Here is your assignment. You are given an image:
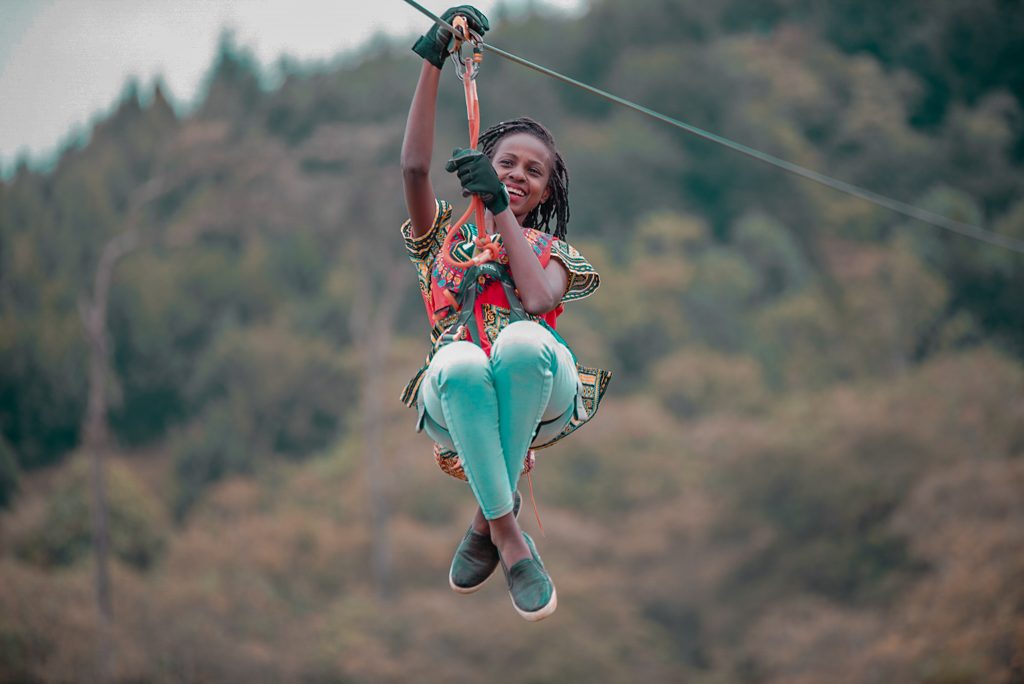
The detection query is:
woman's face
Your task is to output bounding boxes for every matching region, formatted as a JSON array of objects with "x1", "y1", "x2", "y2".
[{"x1": 491, "y1": 132, "x2": 552, "y2": 223}]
